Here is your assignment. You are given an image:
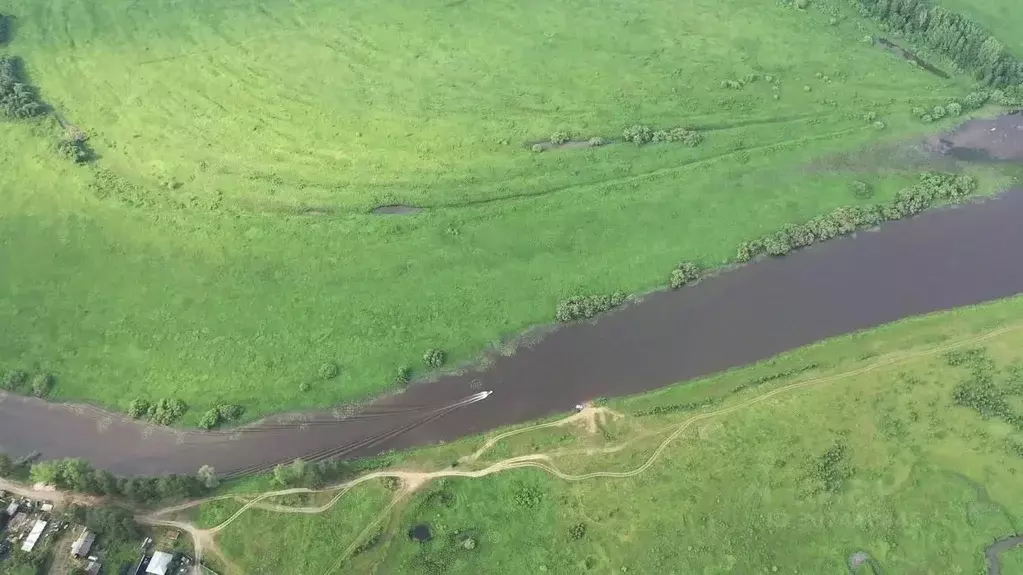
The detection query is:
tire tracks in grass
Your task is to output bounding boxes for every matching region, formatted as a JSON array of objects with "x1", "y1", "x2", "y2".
[{"x1": 134, "y1": 322, "x2": 1021, "y2": 574}]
